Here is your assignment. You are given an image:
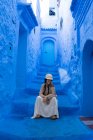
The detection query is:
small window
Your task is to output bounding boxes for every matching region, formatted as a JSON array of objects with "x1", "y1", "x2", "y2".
[
  {"x1": 60, "y1": 17, "x2": 63, "y2": 30},
  {"x1": 34, "y1": 28, "x2": 35, "y2": 34},
  {"x1": 49, "y1": 7, "x2": 55, "y2": 16}
]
